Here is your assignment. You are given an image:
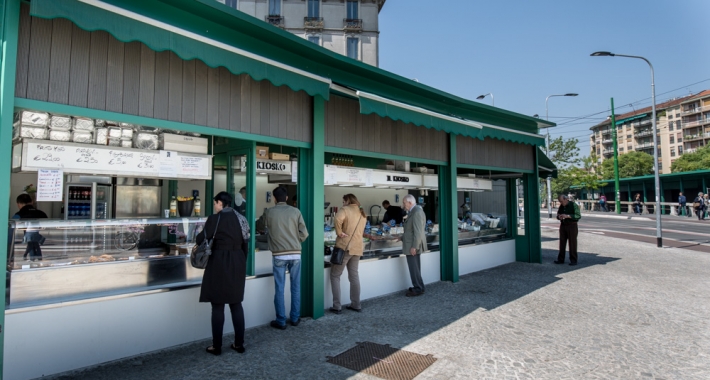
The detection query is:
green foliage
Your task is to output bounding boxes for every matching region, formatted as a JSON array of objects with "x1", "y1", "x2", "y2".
[
  {"x1": 600, "y1": 151, "x2": 654, "y2": 179},
  {"x1": 548, "y1": 136, "x2": 581, "y2": 167},
  {"x1": 671, "y1": 145, "x2": 710, "y2": 172}
]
